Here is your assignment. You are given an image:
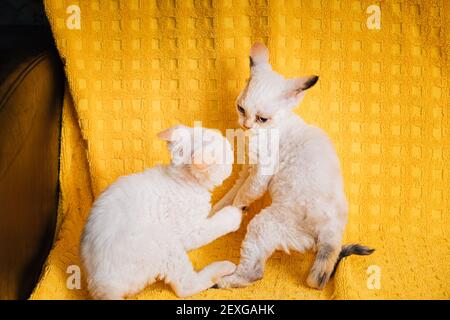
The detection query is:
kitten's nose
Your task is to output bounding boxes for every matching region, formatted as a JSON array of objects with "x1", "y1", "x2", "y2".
[{"x1": 243, "y1": 120, "x2": 253, "y2": 130}]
